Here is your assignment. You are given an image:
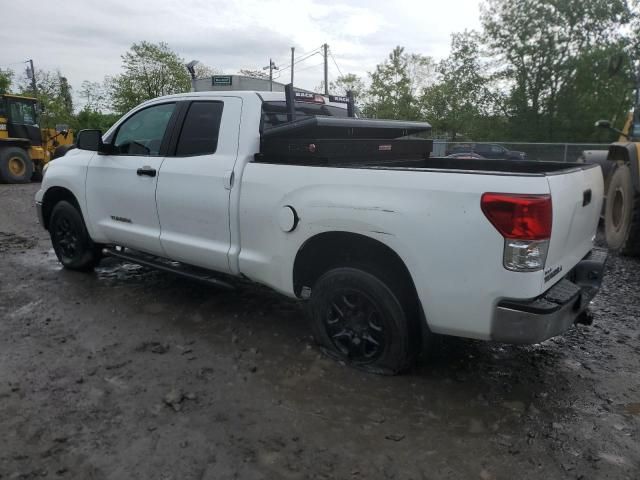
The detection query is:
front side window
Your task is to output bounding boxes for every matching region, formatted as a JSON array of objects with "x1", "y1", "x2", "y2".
[
  {"x1": 113, "y1": 103, "x2": 175, "y2": 156},
  {"x1": 491, "y1": 145, "x2": 505, "y2": 154},
  {"x1": 175, "y1": 102, "x2": 224, "y2": 156}
]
